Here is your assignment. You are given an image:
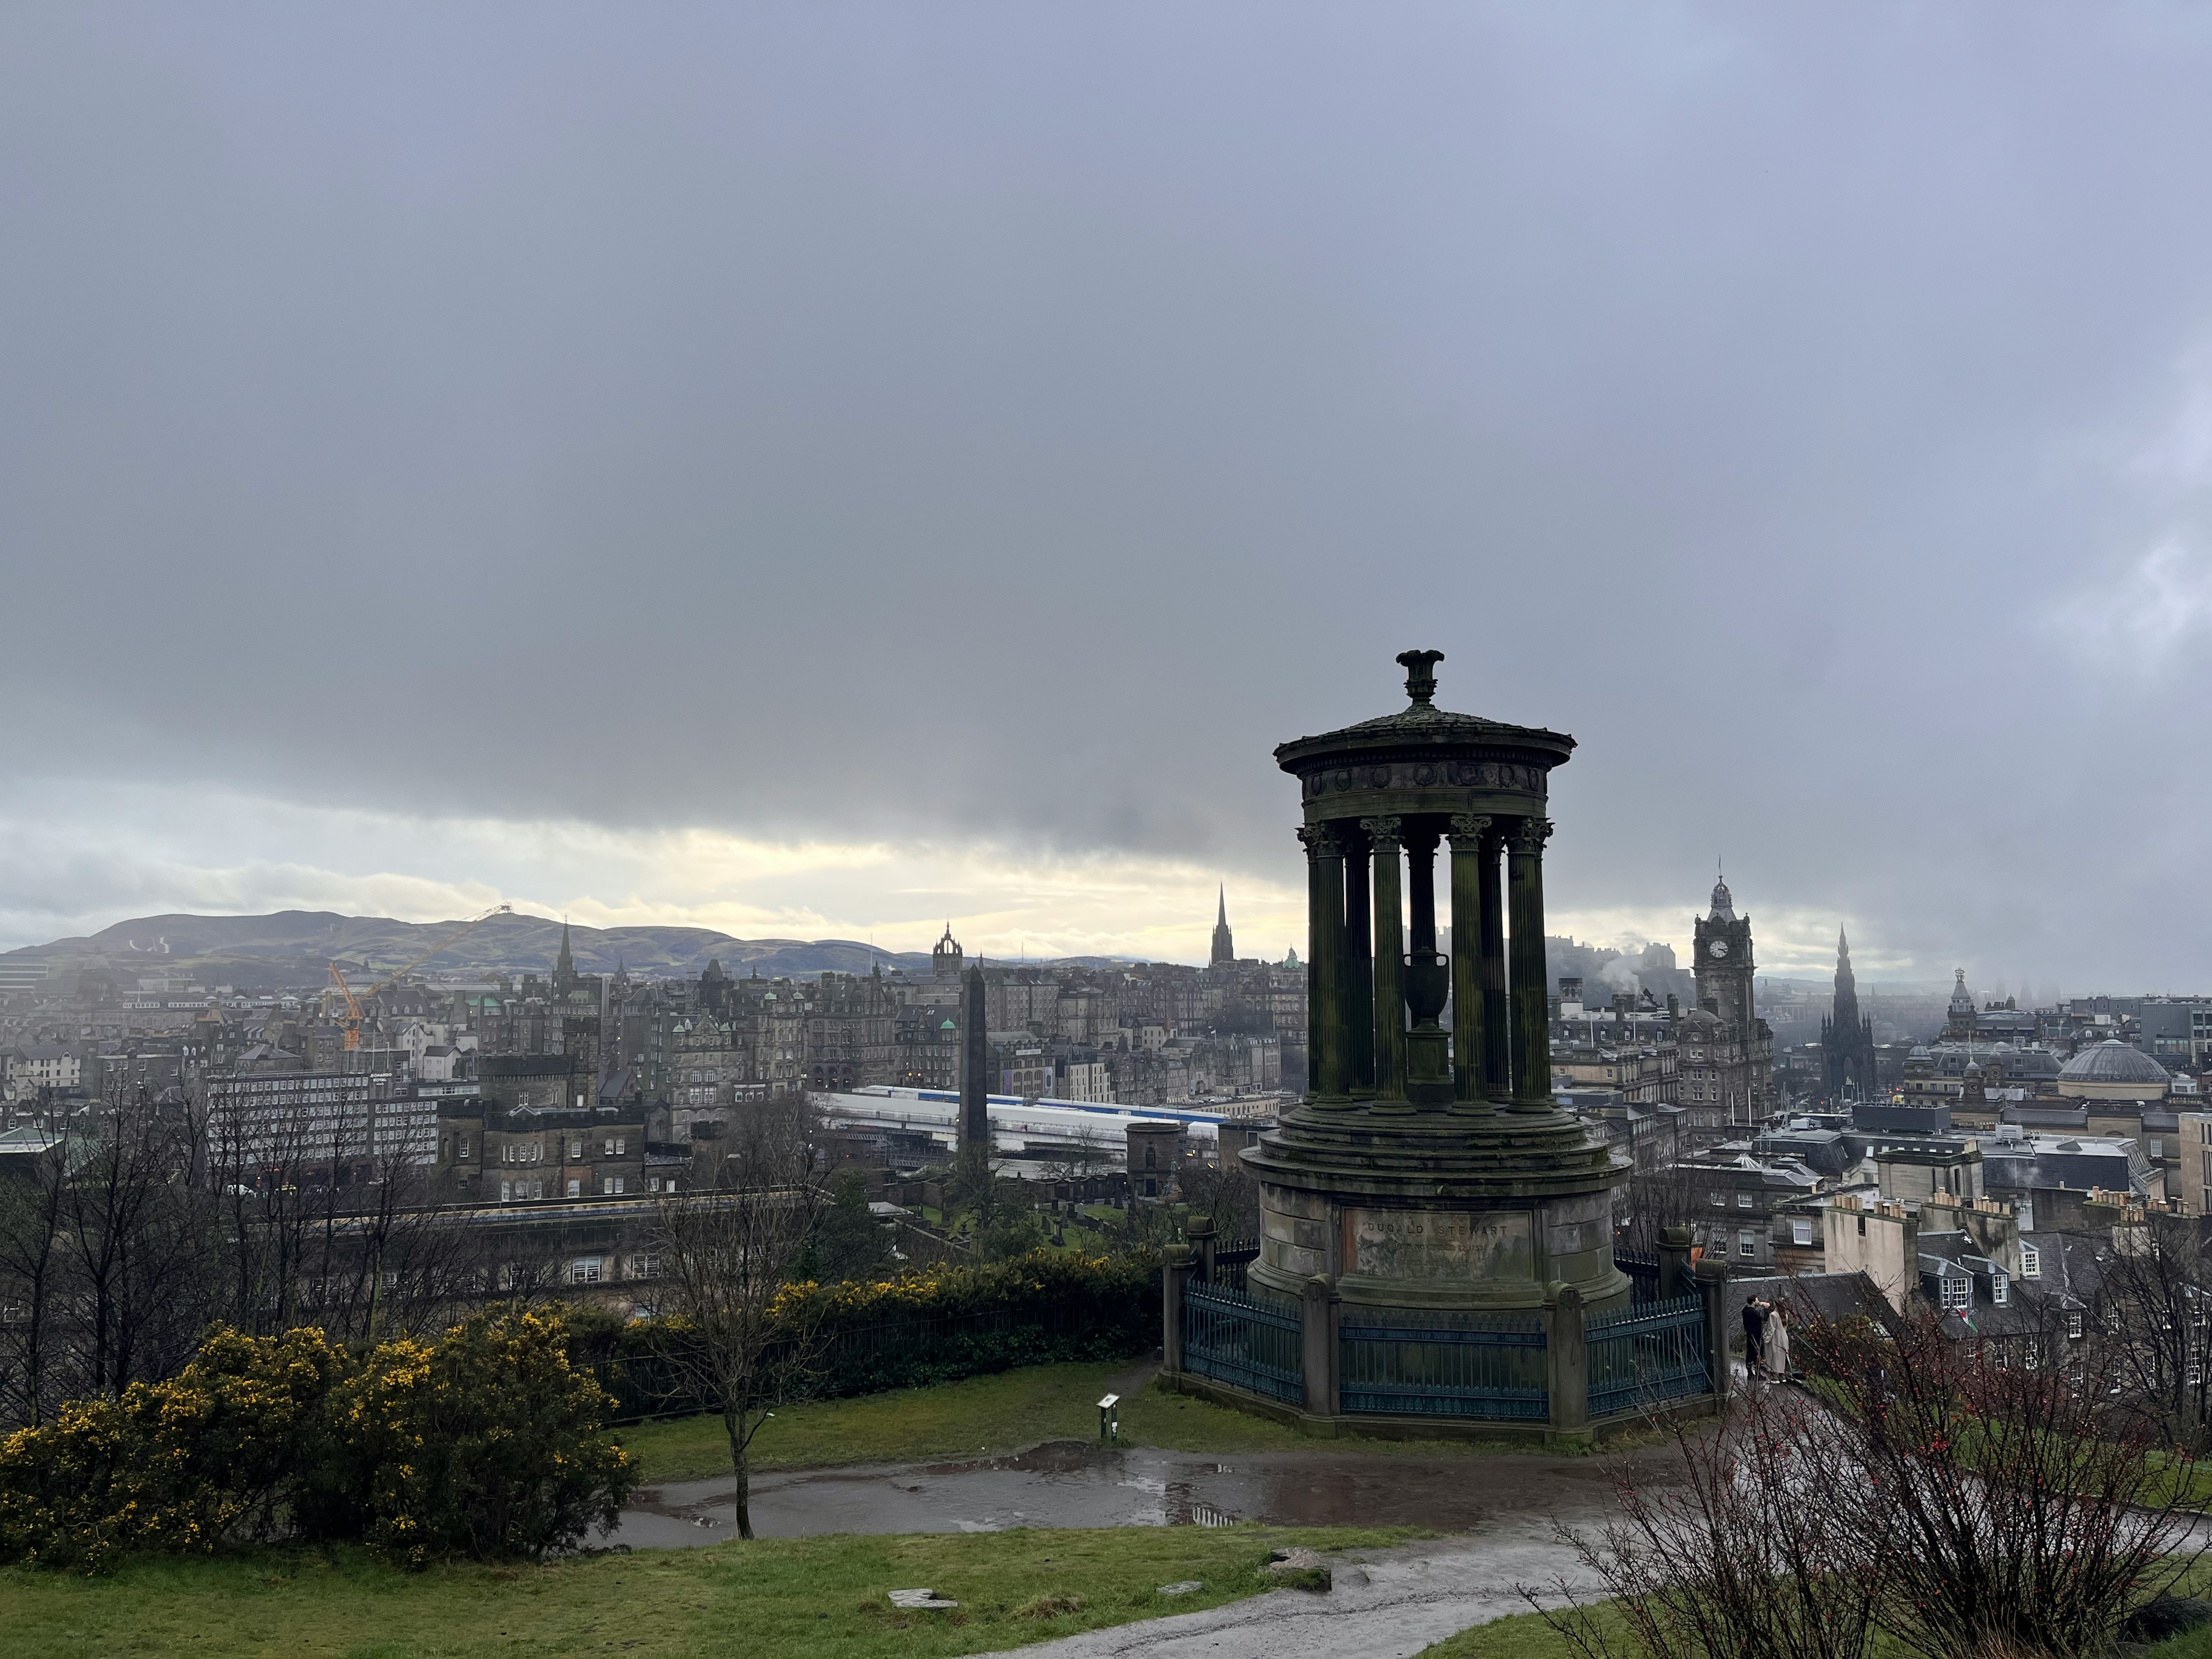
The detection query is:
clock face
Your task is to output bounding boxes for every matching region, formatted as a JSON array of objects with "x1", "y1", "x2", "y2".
[{"x1": 1709, "y1": 939, "x2": 1730, "y2": 959}]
